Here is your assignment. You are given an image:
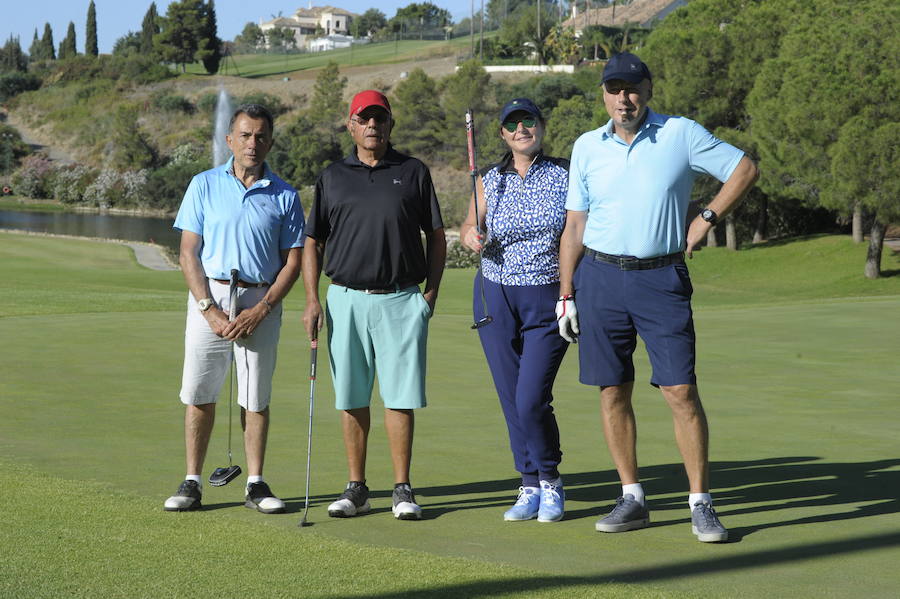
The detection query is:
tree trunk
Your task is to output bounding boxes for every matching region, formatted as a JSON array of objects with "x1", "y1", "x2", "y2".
[
  {"x1": 706, "y1": 226, "x2": 718, "y2": 247},
  {"x1": 753, "y1": 195, "x2": 768, "y2": 243},
  {"x1": 864, "y1": 218, "x2": 885, "y2": 279},
  {"x1": 852, "y1": 202, "x2": 863, "y2": 243},
  {"x1": 726, "y1": 215, "x2": 738, "y2": 250}
]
